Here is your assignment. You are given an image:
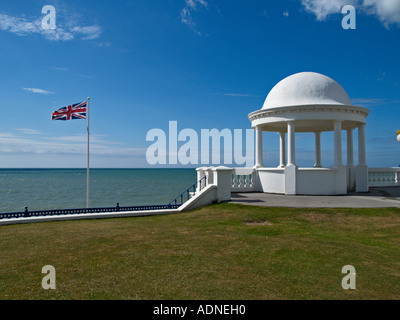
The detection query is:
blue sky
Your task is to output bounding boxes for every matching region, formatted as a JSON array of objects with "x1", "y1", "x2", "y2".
[{"x1": 0, "y1": 0, "x2": 400, "y2": 168}]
